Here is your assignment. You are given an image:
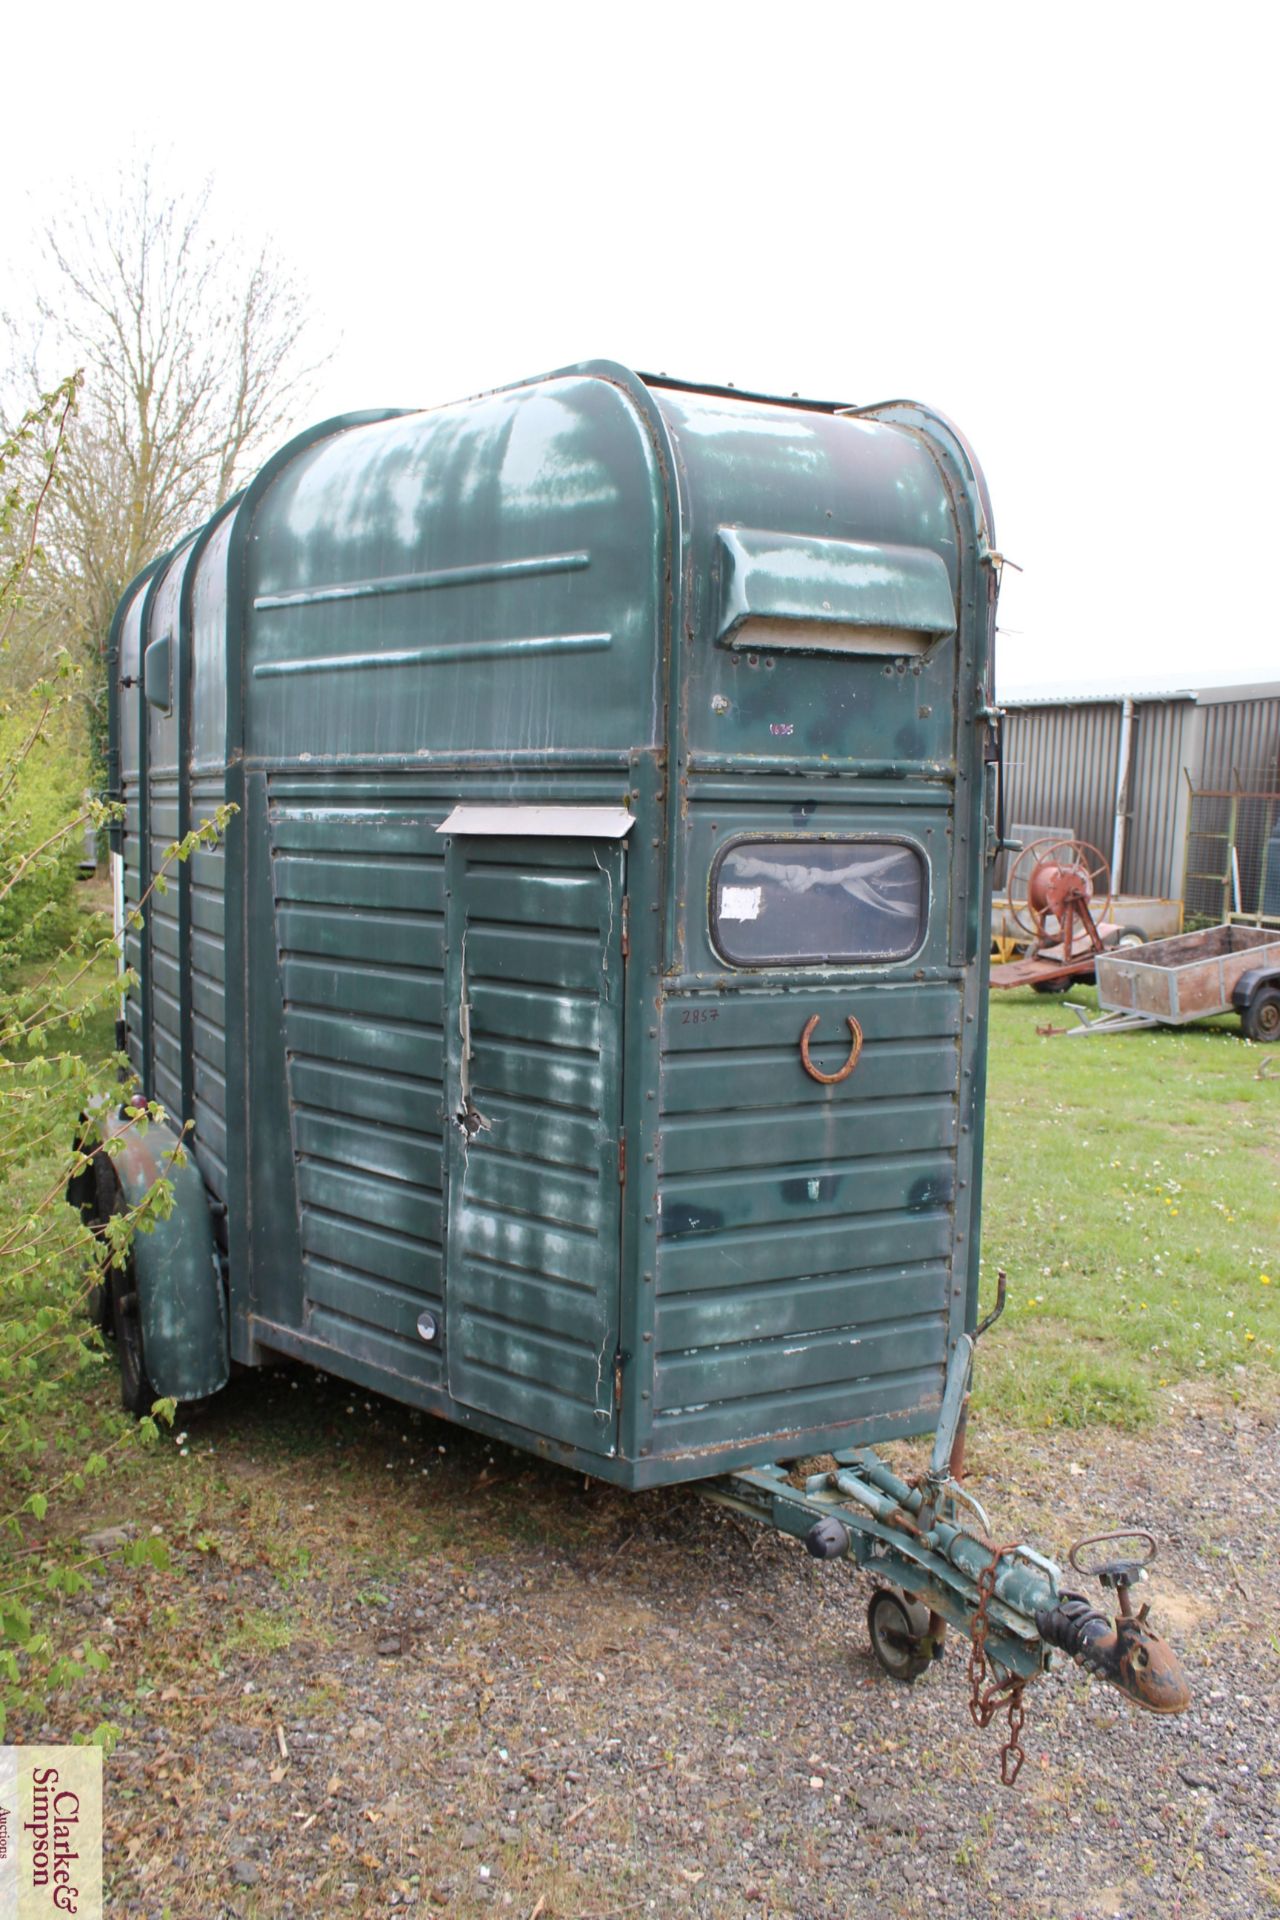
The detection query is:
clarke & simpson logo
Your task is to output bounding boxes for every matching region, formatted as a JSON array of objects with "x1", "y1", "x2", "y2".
[{"x1": 0, "y1": 1748, "x2": 102, "y2": 1920}]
